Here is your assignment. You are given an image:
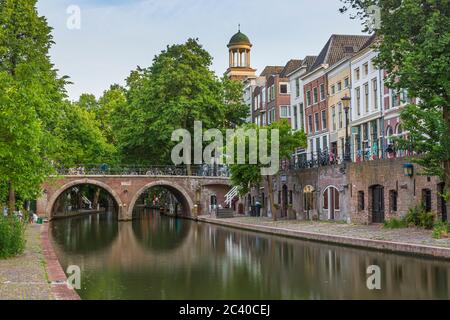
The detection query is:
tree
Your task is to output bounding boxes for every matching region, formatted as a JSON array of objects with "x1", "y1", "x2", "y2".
[
  {"x1": 52, "y1": 101, "x2": 116, "y2": 168},
  {"x1": 228, "y1": 120, "x2": 307, "y2": 221},
  {"x1": 98, "y1": 85, "x2": 127, "y2": 145},
  {"x1": 340, "y1": 0, "x2": 450, "y2": 205},
  {"x1": 118, "y1": 38, "x2": 249, "y2": 167},
  {"x1": 0, "y1": 0, "x2": 67, "y2": 211}
]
